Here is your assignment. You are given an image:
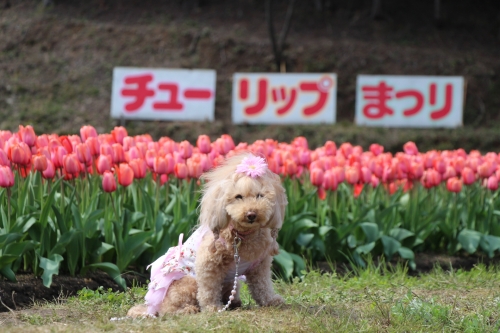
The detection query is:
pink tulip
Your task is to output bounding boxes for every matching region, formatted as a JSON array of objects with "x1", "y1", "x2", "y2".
[{"x1": 102, "y1": 171, "x2": 117, "y2": 193}]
